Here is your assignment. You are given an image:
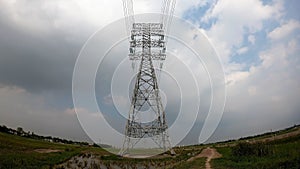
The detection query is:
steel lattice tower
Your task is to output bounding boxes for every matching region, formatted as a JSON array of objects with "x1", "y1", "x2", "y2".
[
  {"x1": 119, "y1": 0, "x2": 176, "y2": 156},
  {"x1": 119, "y1": 22, "x2": 174, "y2": 155}
]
